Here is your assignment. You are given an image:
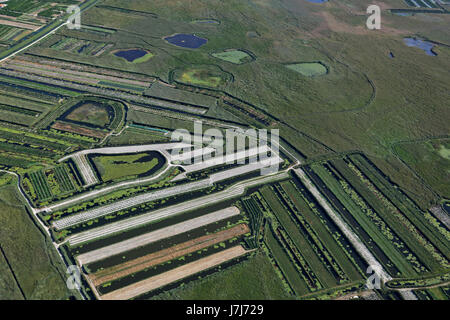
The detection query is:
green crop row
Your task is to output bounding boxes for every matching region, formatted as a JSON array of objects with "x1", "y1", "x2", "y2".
[
  {"x1": 264, "y1": 223, "x2": 309, "y2": 296},
  {"x1": 348, "y1": 155, "x2": 449, "y2": 270},
  {"x1": 260, "y1": 185, "x2": 337, "y2": 288},
  {"x1": 329, "y1": 158, "x2": 440, "y2": 273},
  {"x1": 311, "y1": 163, "x2": 419, "y2": 277},
  {"x1": 280, "y1": 180, "x2": 365, "y2": 282},
  {"x1": 29, "y1": 170, "x2": 52, "y2": 201}
]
